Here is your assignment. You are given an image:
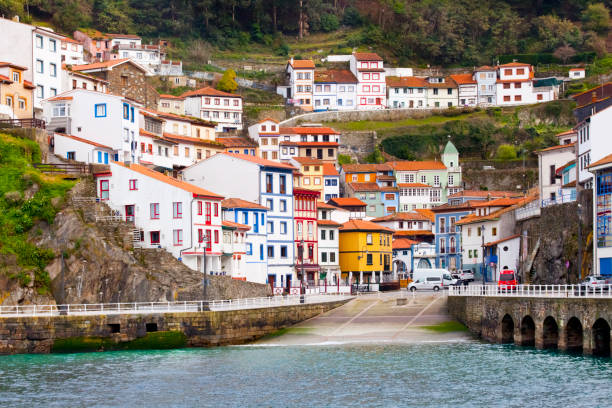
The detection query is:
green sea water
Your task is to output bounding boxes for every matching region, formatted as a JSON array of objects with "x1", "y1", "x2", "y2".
[{"x1": 0, "y1": 342, "x2": 610, "y2": 407}]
